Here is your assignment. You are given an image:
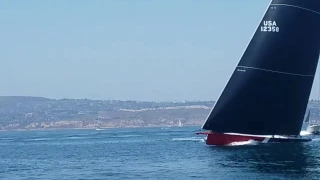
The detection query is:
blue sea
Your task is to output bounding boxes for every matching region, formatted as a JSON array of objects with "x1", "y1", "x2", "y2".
[{"x1": 1, "y1": 126, "x2": 320, "y2": 180}]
